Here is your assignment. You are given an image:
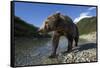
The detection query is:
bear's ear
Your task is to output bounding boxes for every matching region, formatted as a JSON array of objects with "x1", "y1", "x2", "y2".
[
  {"x1": 55, "y1": 12, "x2": 60, "y2": 18},
  {"x1": 56, "y1": 12, "x2": 60, "y2": 16}
]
